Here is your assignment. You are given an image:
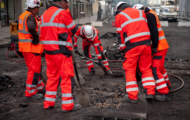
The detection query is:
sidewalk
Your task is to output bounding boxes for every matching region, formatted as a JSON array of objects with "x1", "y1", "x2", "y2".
[
  {"x1": 74, "y1": 14, "x2": 97, "y2": 25},
  {"x1": 0, "y1": 27, "x2": 10, "y2": 39},
  {"x1": 0, "y1": 27, "x2": 11, "y2": 47}
]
